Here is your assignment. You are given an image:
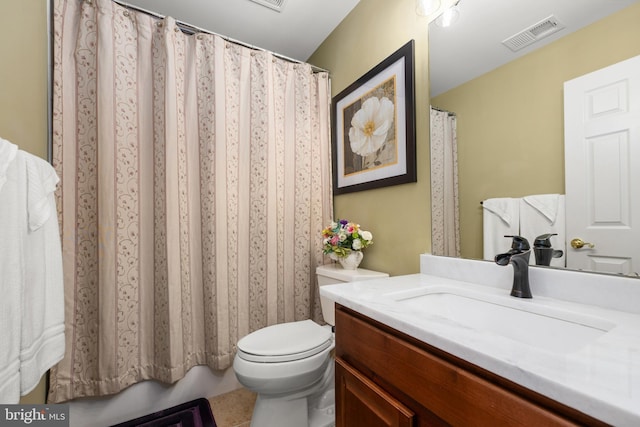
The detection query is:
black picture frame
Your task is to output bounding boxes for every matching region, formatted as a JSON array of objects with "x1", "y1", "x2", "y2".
[{"x1": 331, "y1": 40, "x2": 416, "y2": 195}]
